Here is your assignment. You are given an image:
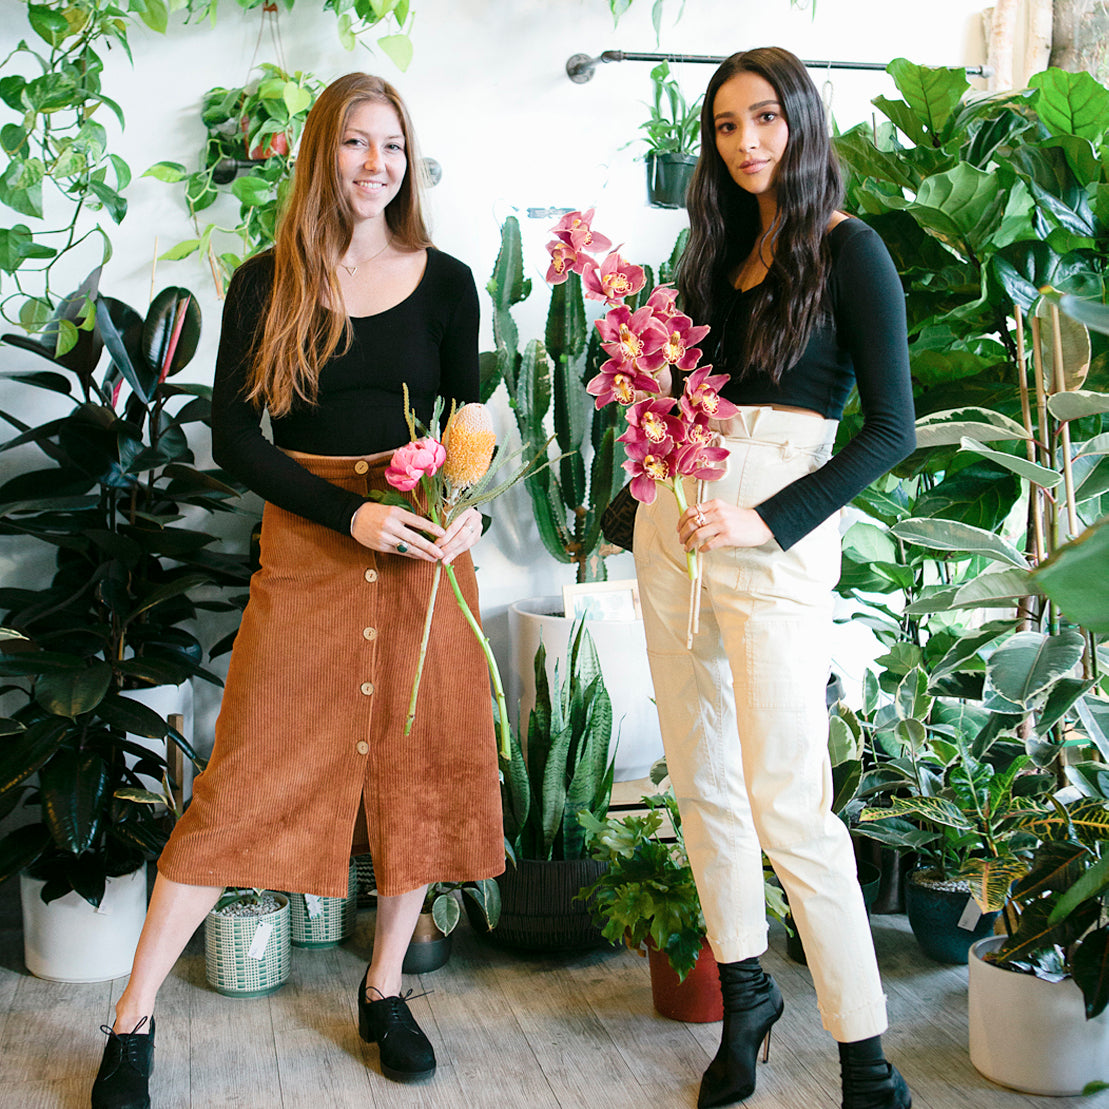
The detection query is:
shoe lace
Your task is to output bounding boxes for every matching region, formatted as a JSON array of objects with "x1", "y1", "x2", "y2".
[
  {"x1": 98, "y1": 1016, "x2": 151, "y2": 1068},
  {"x1": 366, "y1": 987, "x2": 432, "y2": 1036}
]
